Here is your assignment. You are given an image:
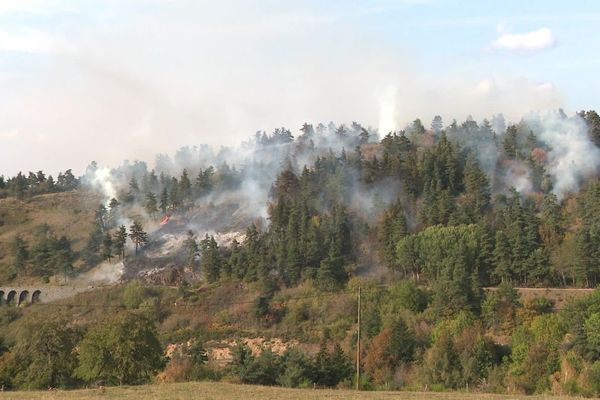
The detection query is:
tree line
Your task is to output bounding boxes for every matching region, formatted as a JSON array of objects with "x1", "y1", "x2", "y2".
[{"x1": 0, "y1": 169, "x2": 78, "y2": 200}]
